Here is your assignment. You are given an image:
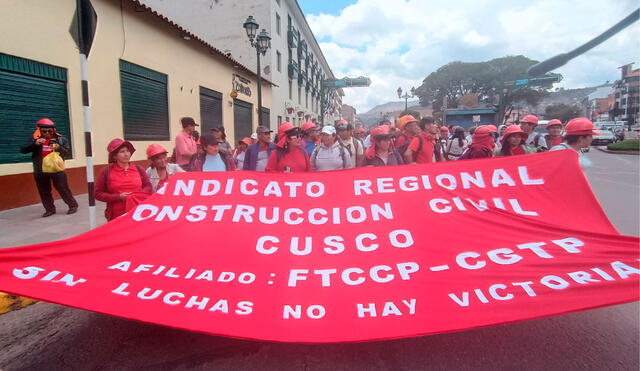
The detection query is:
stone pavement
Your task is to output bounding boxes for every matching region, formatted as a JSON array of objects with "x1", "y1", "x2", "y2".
[{"x1": 1, "y1": 194, "x2": 107, "y2": 248}]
